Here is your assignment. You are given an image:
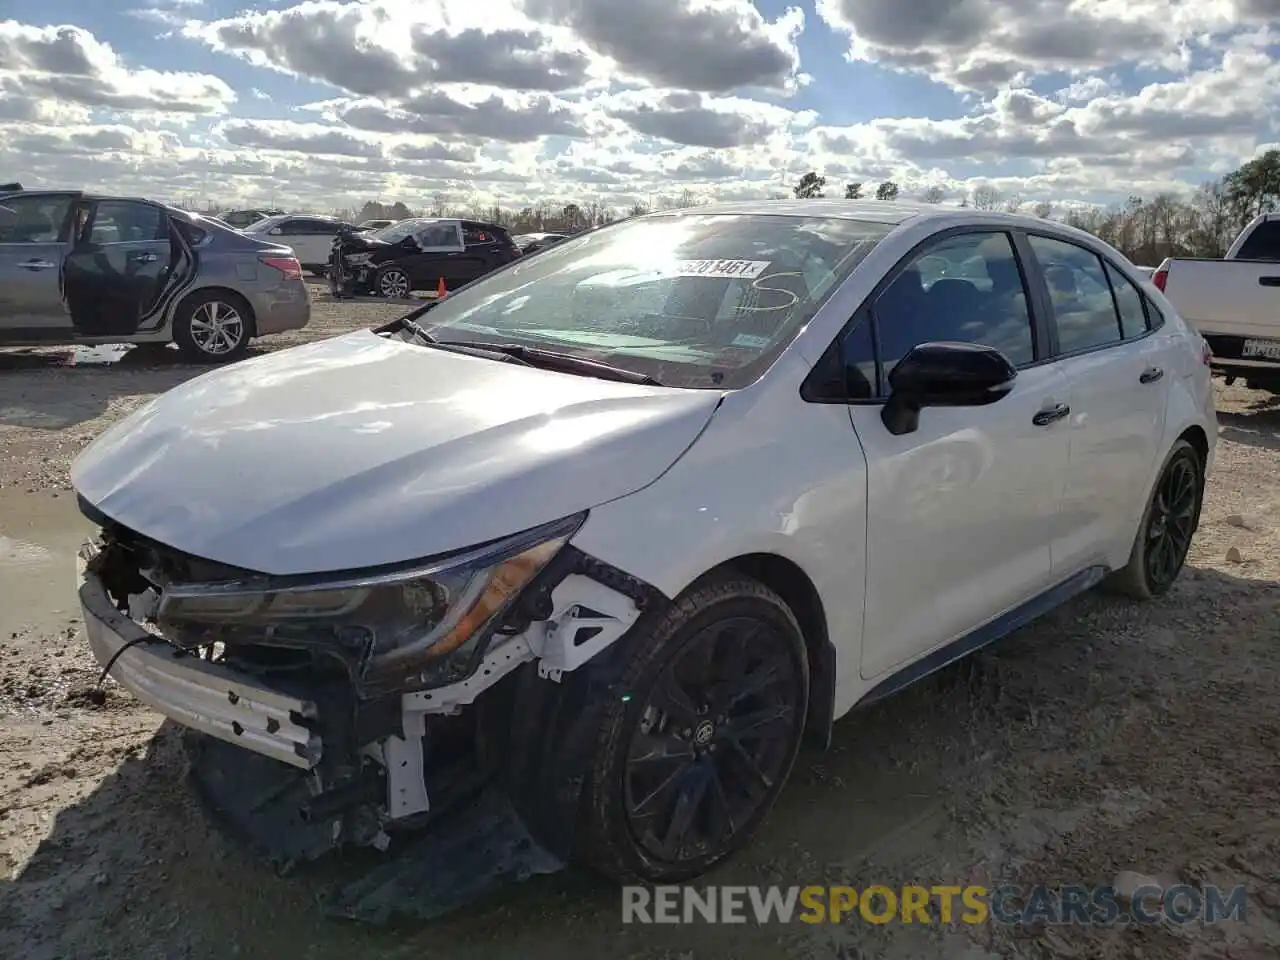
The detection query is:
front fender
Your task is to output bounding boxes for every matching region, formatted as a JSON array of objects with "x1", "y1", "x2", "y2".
[{"x1": 569, "y1": 377, "x2": 870, "y2": 713}]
